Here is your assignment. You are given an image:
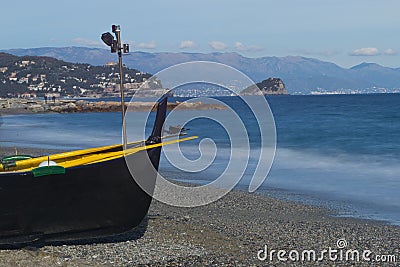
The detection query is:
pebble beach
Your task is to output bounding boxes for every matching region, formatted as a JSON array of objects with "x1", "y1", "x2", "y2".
[{"x1": 0, "y1": 147, "x2": 399, "y2": 266}]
